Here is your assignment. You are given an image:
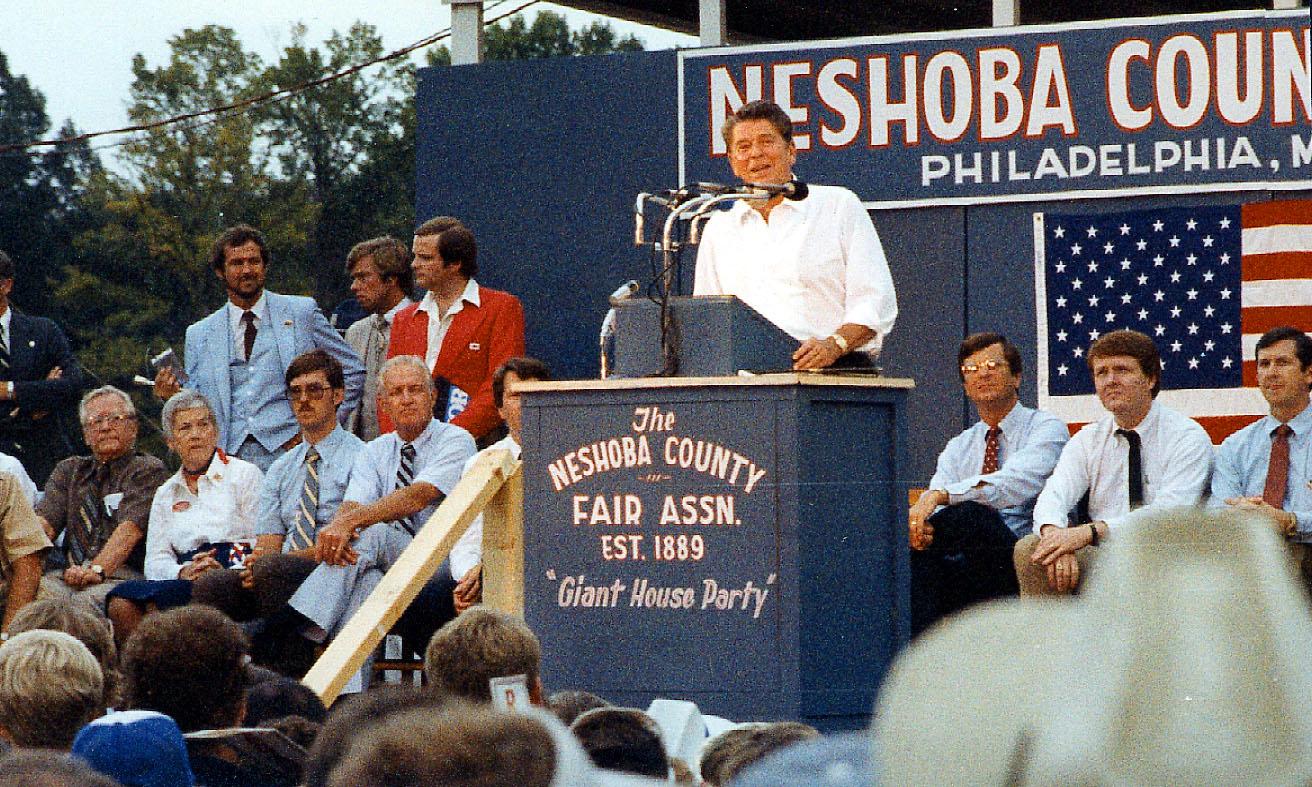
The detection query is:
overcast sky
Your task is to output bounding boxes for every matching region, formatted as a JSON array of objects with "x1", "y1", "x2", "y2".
[{"x1": 0, "y1": 1, "x2": 691, "y2": 156}]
